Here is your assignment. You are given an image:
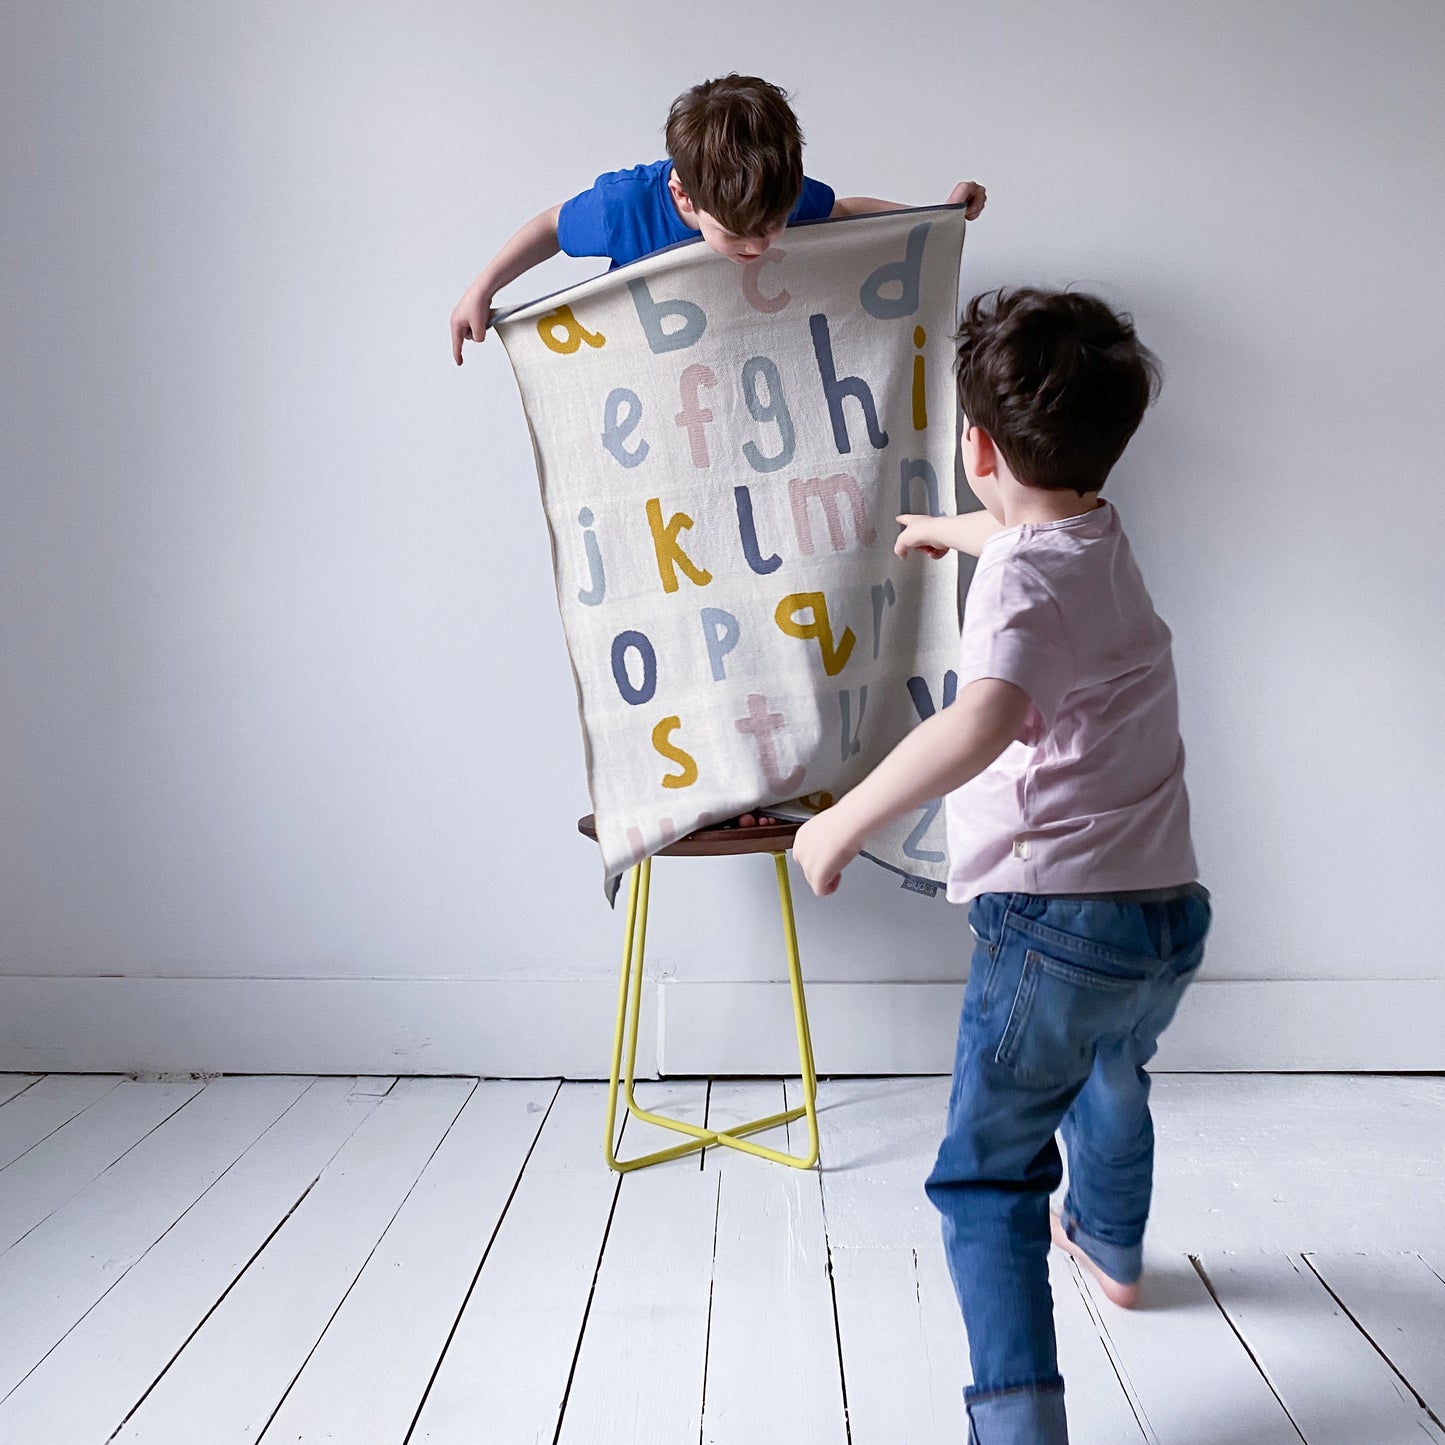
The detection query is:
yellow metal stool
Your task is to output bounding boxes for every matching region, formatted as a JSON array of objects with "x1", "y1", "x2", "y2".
[{"x1": 579, "y1": 815, "x2": 819, "y2": 1173}]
